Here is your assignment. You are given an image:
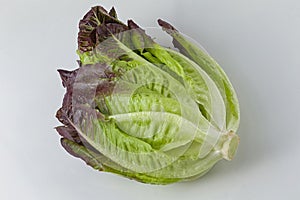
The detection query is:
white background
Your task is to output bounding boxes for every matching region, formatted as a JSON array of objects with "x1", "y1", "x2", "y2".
[{"x1": 1, "y1": 0, "x2": 300, "y2": 199}]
